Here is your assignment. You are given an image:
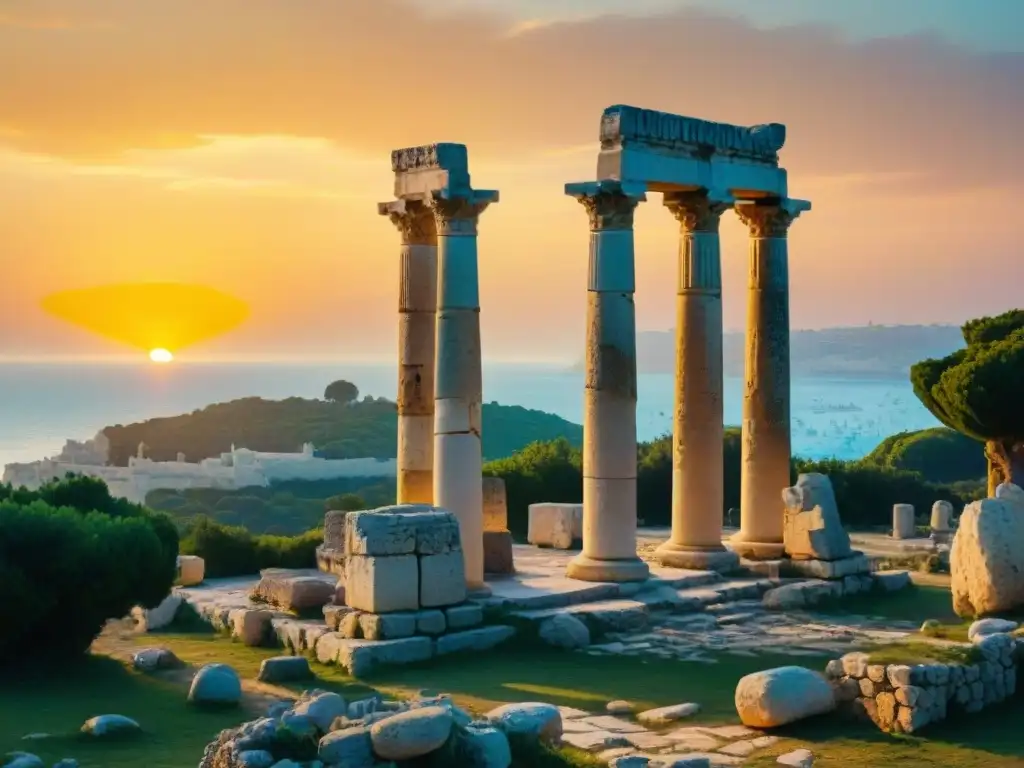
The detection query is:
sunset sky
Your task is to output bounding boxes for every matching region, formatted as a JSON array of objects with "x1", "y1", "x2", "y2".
[{"x1": 1, "y1": 0, "x2": 1021, "y2": 362}]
